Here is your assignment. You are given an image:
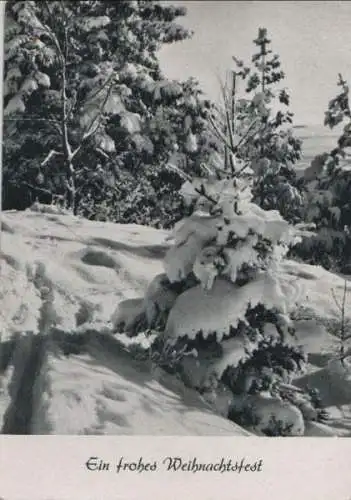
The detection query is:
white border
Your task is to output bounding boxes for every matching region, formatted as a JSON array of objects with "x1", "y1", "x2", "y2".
[
  {"x1": 1, "y1": 436, "x2": 351, "y2": 499},
  {"x1": 1, "y1": 4, "x2": 351, "y2": 500}
]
